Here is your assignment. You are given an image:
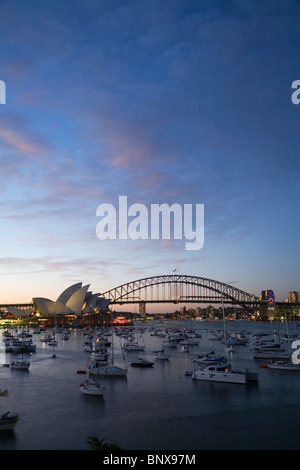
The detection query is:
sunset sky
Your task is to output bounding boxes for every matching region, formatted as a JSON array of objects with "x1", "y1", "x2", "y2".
[{"x1": 0, "y1": 0, "x2": 299, "y2": 308}]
